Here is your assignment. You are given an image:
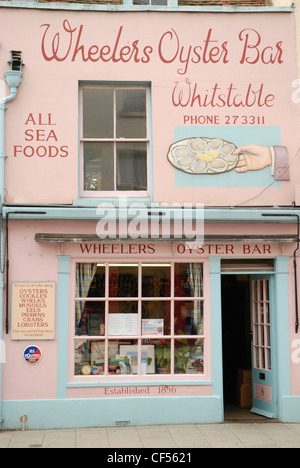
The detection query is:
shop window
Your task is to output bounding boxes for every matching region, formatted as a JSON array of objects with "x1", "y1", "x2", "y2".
[
  {"x1": 81, "y1": 86, "x2": 149, "y2": 197},
  {"x1": 73, "y1": 262, "x2": 205, "y2": 377}
]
